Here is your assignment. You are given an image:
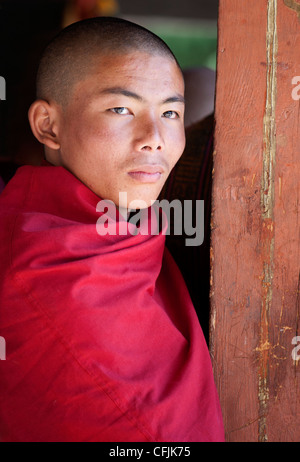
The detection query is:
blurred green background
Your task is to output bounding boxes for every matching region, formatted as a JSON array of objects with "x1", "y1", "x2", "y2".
[
  {"x1": 117, "y1": 0, "x2": 218, "y2": 70},
  {"x1": 123, "y1": 17, "x2": 217, "y2": 70}
]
